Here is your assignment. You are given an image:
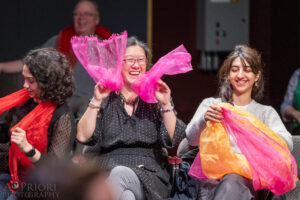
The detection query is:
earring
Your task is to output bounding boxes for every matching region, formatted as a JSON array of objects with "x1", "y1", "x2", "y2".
[
  {"x1": 255, "y1": 81, "x2": 258, "y2": 87},
  {"x1": 225, "y1": 78, "x2": 229, "y2": 84}
]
